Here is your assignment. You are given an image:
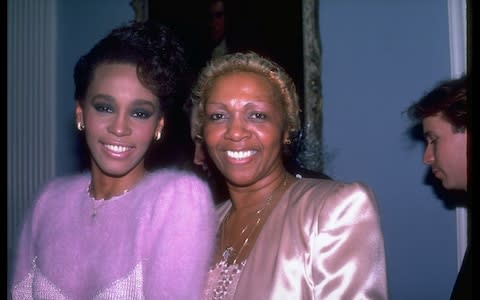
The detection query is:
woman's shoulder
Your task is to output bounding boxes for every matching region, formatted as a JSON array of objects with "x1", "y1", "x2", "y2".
[
  {"x1": 286, "y1": 178, "x2": 380, "y2": 226},
  {"x1": 288, "y1": 178, "x2": 377, "y2": 208},
  {"x1": 29, "y1": 173, "x2": 90, "y2": 212},
  {"x1": 141, "y1": 168, "x2": 211, "y2": 196},
  {"x1": 291, "y1": 177, "x2": 370, "y2": 192},
  {"x1": 140, "y1": 169, "x2": 215, "y2": 217},
  {"x1": 144, "y1": 168, "x2": 207, "y2": 185},
  {"x1": 39, "y1": 173, "x2": 90, "y2": 196}
]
